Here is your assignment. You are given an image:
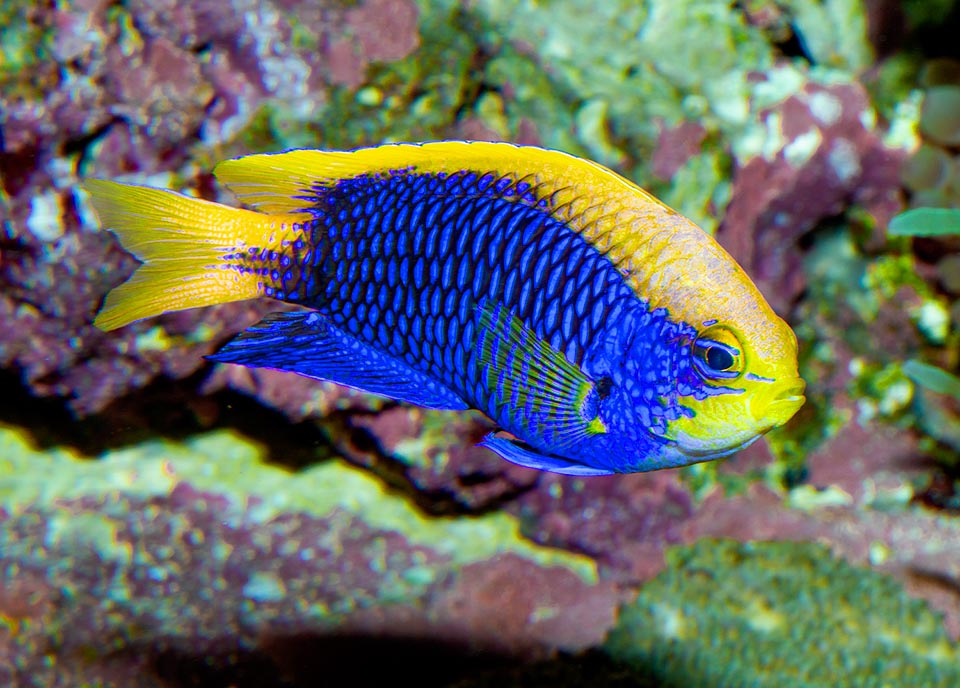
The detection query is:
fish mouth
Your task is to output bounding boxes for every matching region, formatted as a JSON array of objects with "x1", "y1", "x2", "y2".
[
  {"x1": 668, "y1": 378, "x2": 807, "y2": 462},
  {"x1": 756, "y1": 378, "x2": 806, "y2": 426}
]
